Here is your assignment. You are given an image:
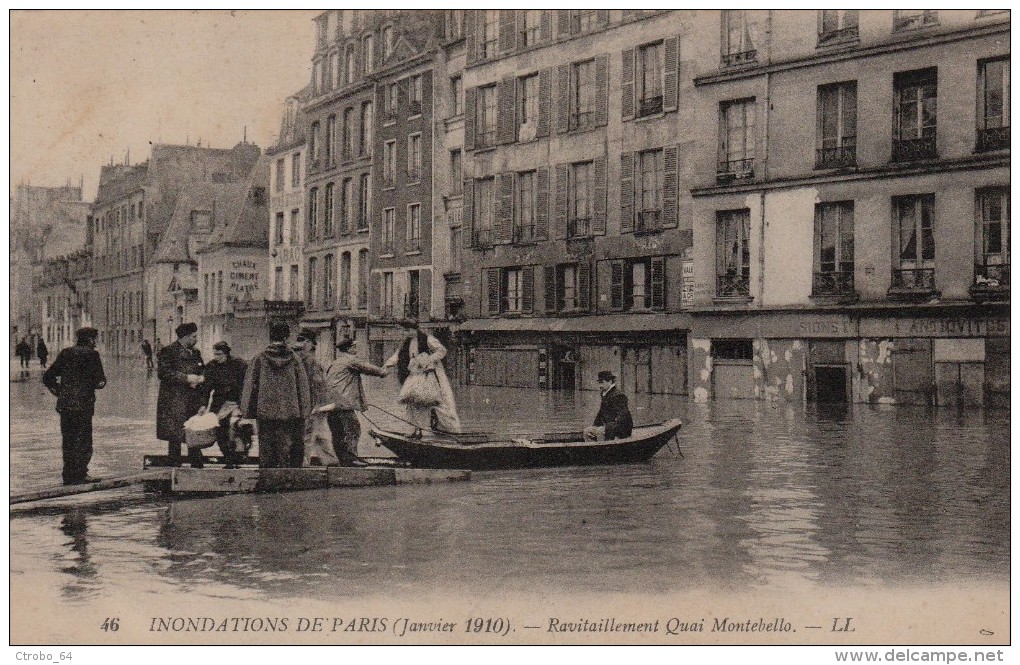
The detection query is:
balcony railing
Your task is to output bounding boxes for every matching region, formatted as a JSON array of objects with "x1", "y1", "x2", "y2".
[
  {"x1": 818, "y1": 25, "x2": 859, "y2": 45},
  {"x1": 892, "y1": 136, "x2": 937, "y2": 162},
  {"x1": 973, "y1": 263, "x2": 1010, "y2": 288},
  {"x1": 513, "y1": 224, "x2": 536, "y2": 244},
  {"x1": 472, "y1": 228, "x2": 495, "y2": 248},
  {"x1": 568, "y1": 217, "x2": 591, "y2": 238},
  {"x1": 977, "y1": 126, "x2": 1010, "y2": 152},
  {"x1": 716, "y1": 272, "x2": 751, "y2": 298},
  {"x1": 638, "y1": 95, "x2": 663, "y2": 117},
  {"x1": 890, "y1": 267, "x2": 936, "y2": 291},
  {"x1": 716, "y1": 158, "x2": 755, "y2": 182},
  {"x1": 812, "y1": 270, "x2": 855, "y2": 297},
  {"x1": 815, "y1": 143, "x2": 857, "y2": 169},
  {"x1": 447, "y1": 207, "x2": 463, "y2": 228},
  {"x1": 722, "y1": 49, "x2": 757, "y2": 67},
  {"x1": 636, "y1": 209, "x2": 662, "y2": 233}
]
